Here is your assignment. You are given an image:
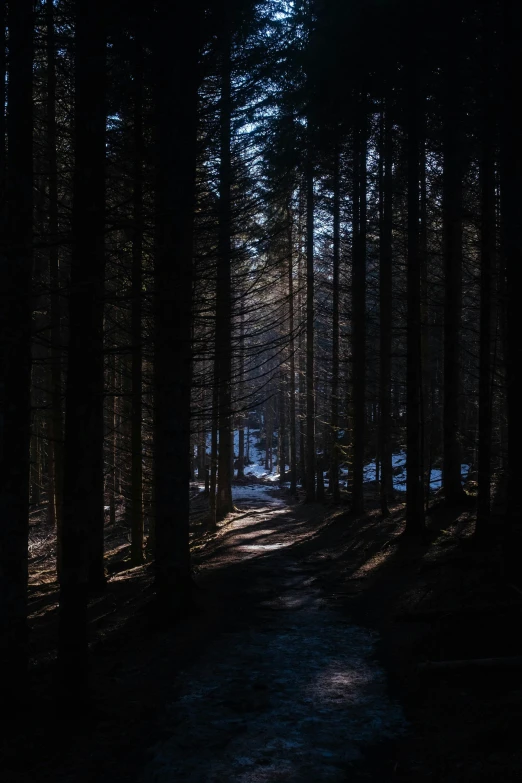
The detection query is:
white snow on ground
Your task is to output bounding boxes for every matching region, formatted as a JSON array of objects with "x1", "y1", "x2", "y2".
[
  {"x1": 360, "y1": 451, "x2": 469, "y2": 491},
  {"x1": 205, "y1": 428, "x2": 469, "y2": 493},
  {"x1": 232, "y1": 484, "x2": 285, "y2": 508},
  {"x1": 334, "y1": 451, "x2": 469, "y2": 492},
  {"x1": 232, "y1": 429, "x2": 288, "y2": 483}
]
